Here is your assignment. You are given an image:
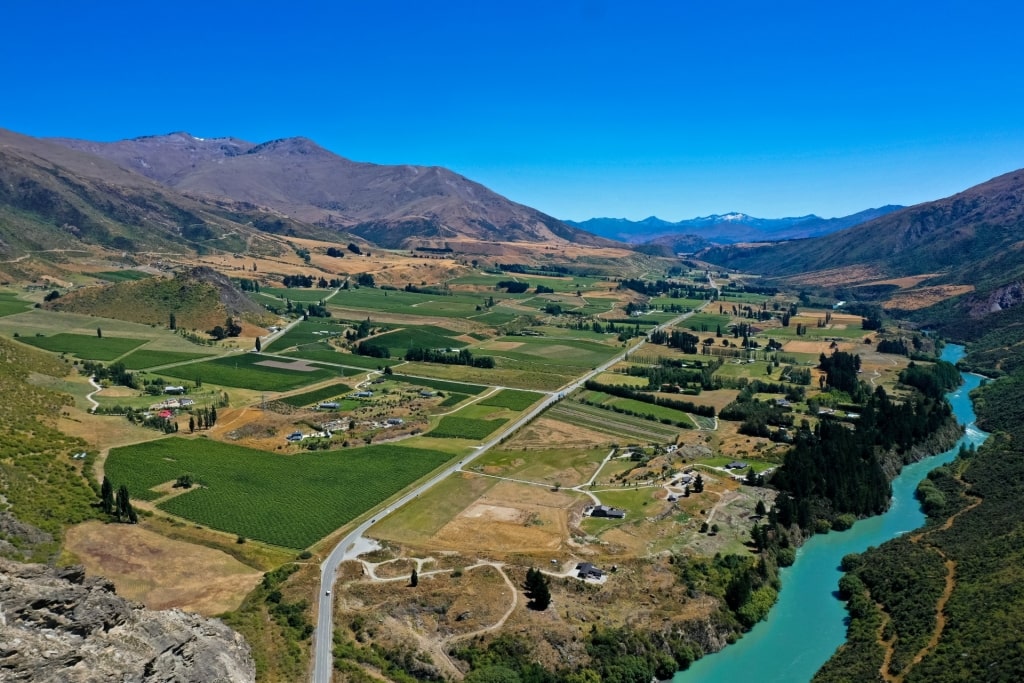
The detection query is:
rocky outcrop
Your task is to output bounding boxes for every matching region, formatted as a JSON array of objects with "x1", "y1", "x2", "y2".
[
  {"x1": 966, "y1": 280, "x2": 1024, "y2": 318},
  {"x1": 0, "y1": 558, "x2": 254, "y2": 682}
]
